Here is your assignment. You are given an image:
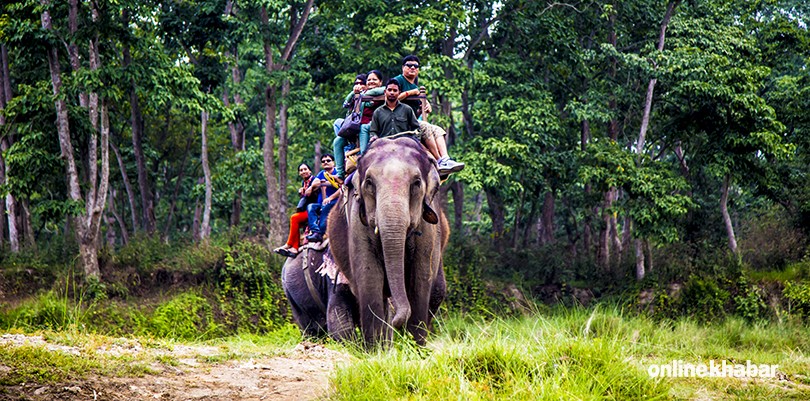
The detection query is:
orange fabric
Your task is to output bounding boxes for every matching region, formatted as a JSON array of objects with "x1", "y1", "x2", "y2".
[{"x1": 286, "y1": 211, "x2": 308, "y2": 249}]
